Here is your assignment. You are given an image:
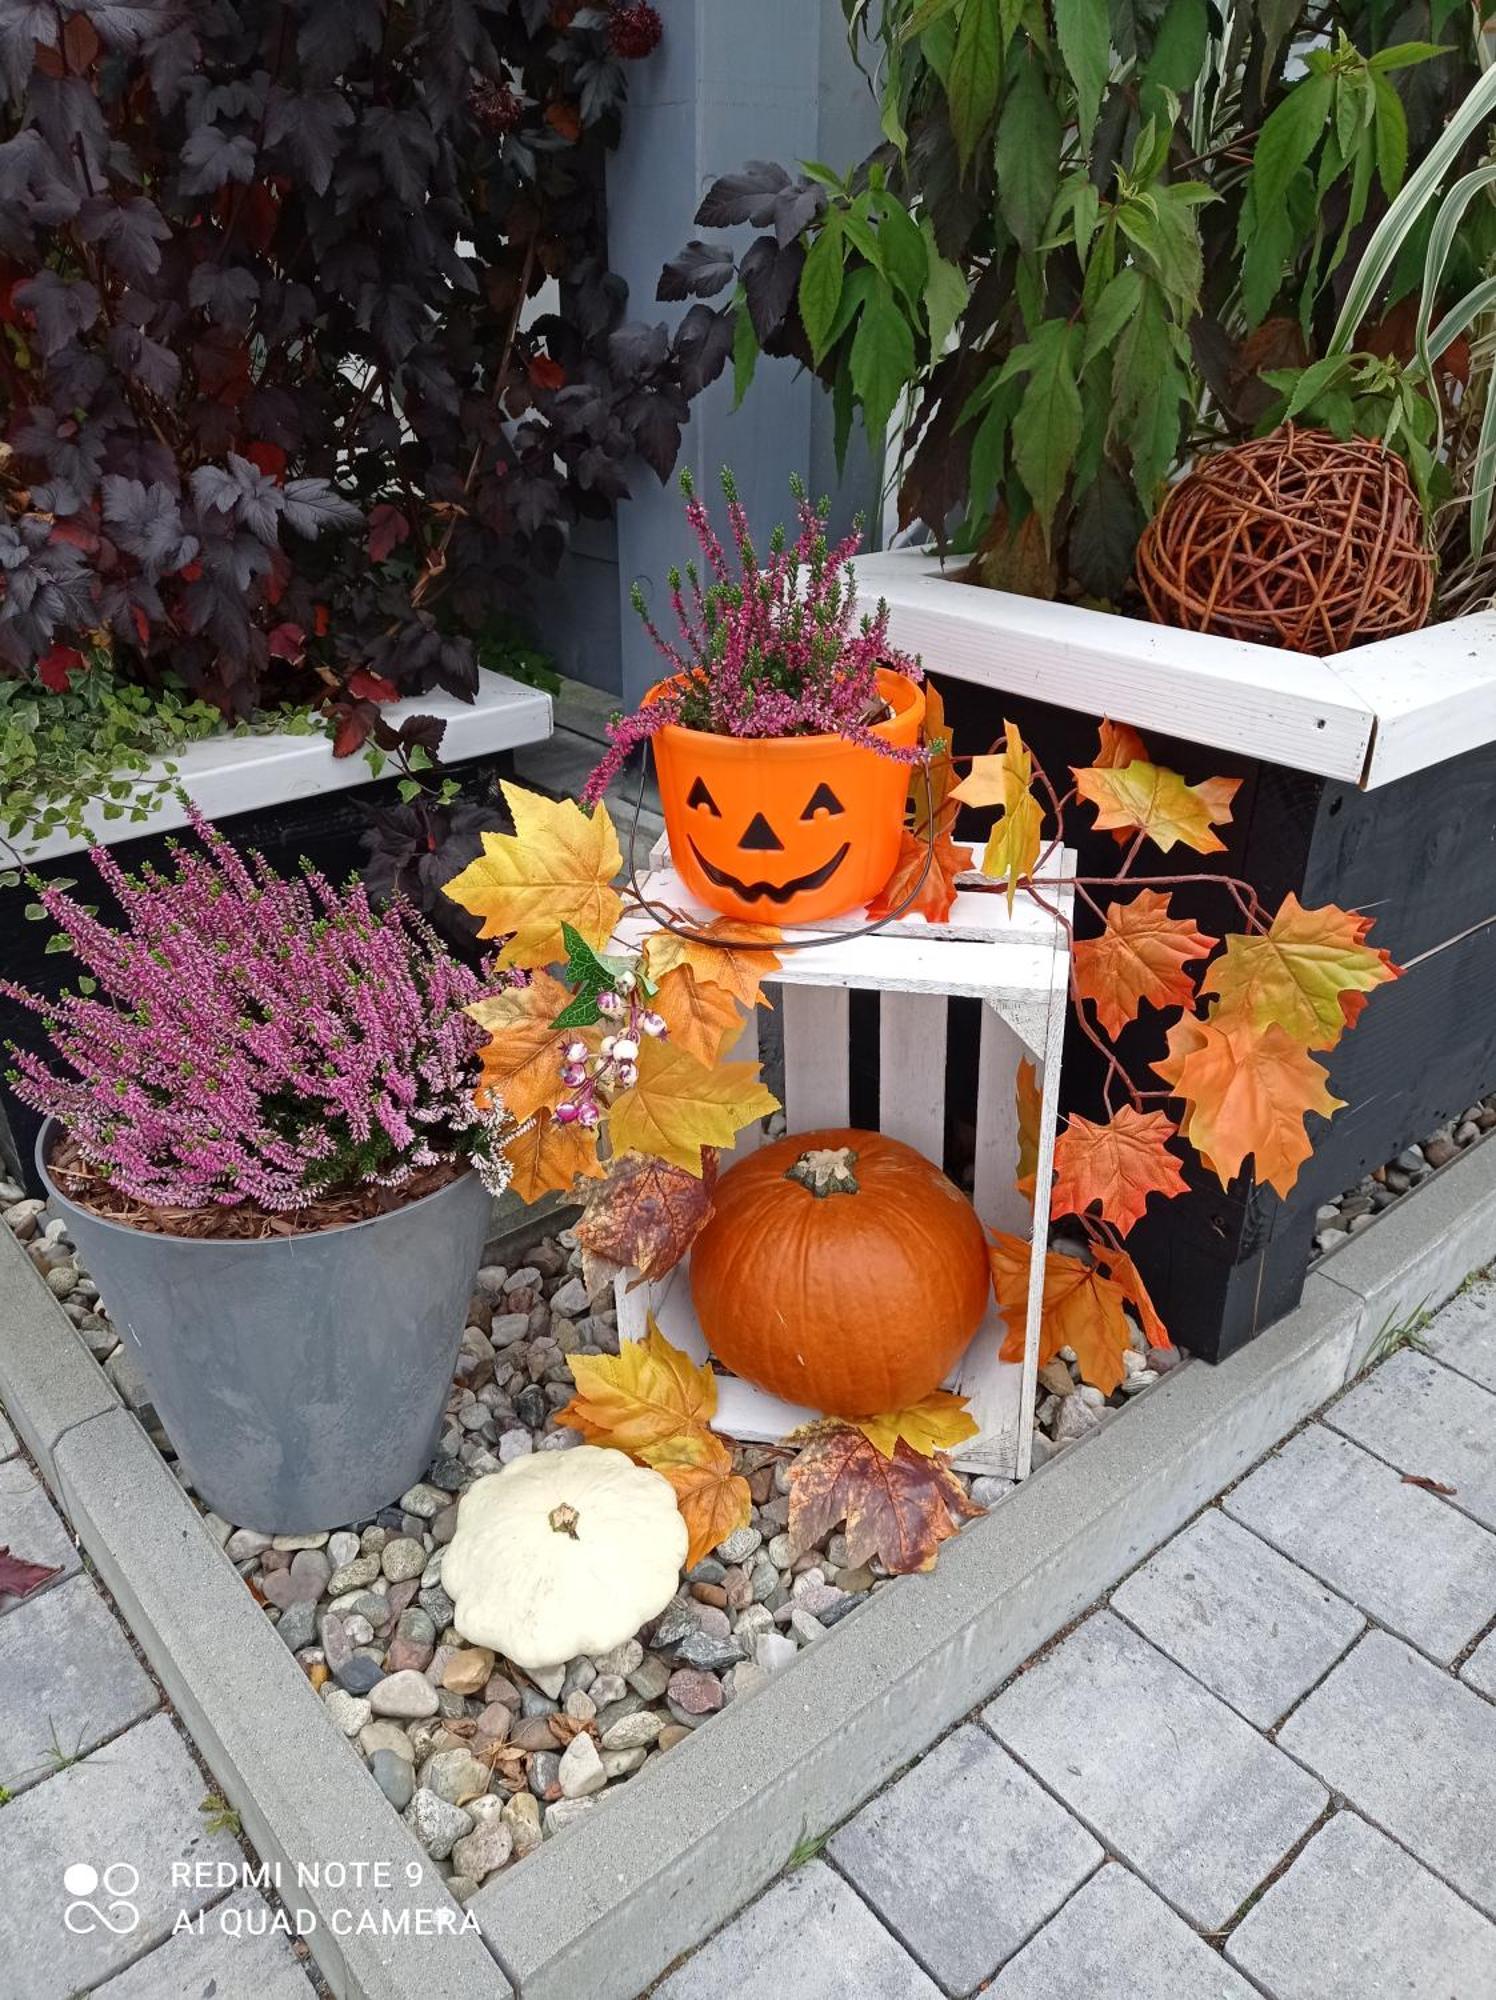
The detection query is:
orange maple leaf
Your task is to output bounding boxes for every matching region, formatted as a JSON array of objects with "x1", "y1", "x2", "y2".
[
  {"x1": 1073, "y1": 890, "x2": 1217, "y2": 1038},
  {"x1": 501, "y1": 1109, "x2": 605, "y2": 1204},
  {"x1": 1050, "y1": 1107, "x2": 1190, "y2": 1234},
  {"x1": 1094, "y1": 718, "x2": 1149, "y2": 768},
  {"x1": 866, "y1": 824, "x2": 969, "y2": 923},
  {"x1": 1155, "y1": 1014, "x2": 1345, "y2": 1198},
  {"x1": 643, "y1": 919, "x2": 781, "y2": 1011},
  {"x1": 643, "y1": 1430, "x2": 751, "y2": 1569},
  {"x1": 953, "y1": 720, "x2": 1044, "y2": 910},
  {"x1": 1103, "y1": 1244, "x2": 1171, "y2": 1349},
  {"x1": 912, "y1": 680, "x2": 959, "y2": 838},
  {"x1": 467, "y1": 970, "x2": 578, "y2": 1123},
  {"x1": 1015, "y1": 1057, "x2": 1042, "y2": 1200},
  {"x1": 1073, "y1": 760, "x2": 1241, "y2": 855},
  {"x1": 990, "y1": 1233, "x2": 1135, "y2": 1395},
  {"x1": 1200, "y1": 894, "x2": 1399, "y2": 1051},
  {"x1": 650, "y1": 963, "x2": 745, "y2": 1065}
]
